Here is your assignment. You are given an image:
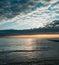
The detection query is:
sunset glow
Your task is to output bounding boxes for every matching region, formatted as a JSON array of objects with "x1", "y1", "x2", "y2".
[{"x1": 2, "y1": 34, "x2": 59, "y2": 38}]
